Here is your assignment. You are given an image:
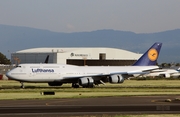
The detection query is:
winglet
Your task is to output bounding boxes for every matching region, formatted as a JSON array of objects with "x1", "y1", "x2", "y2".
[{"x1": 133, "y1": 42, "x2": 162, "y2": 66}]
